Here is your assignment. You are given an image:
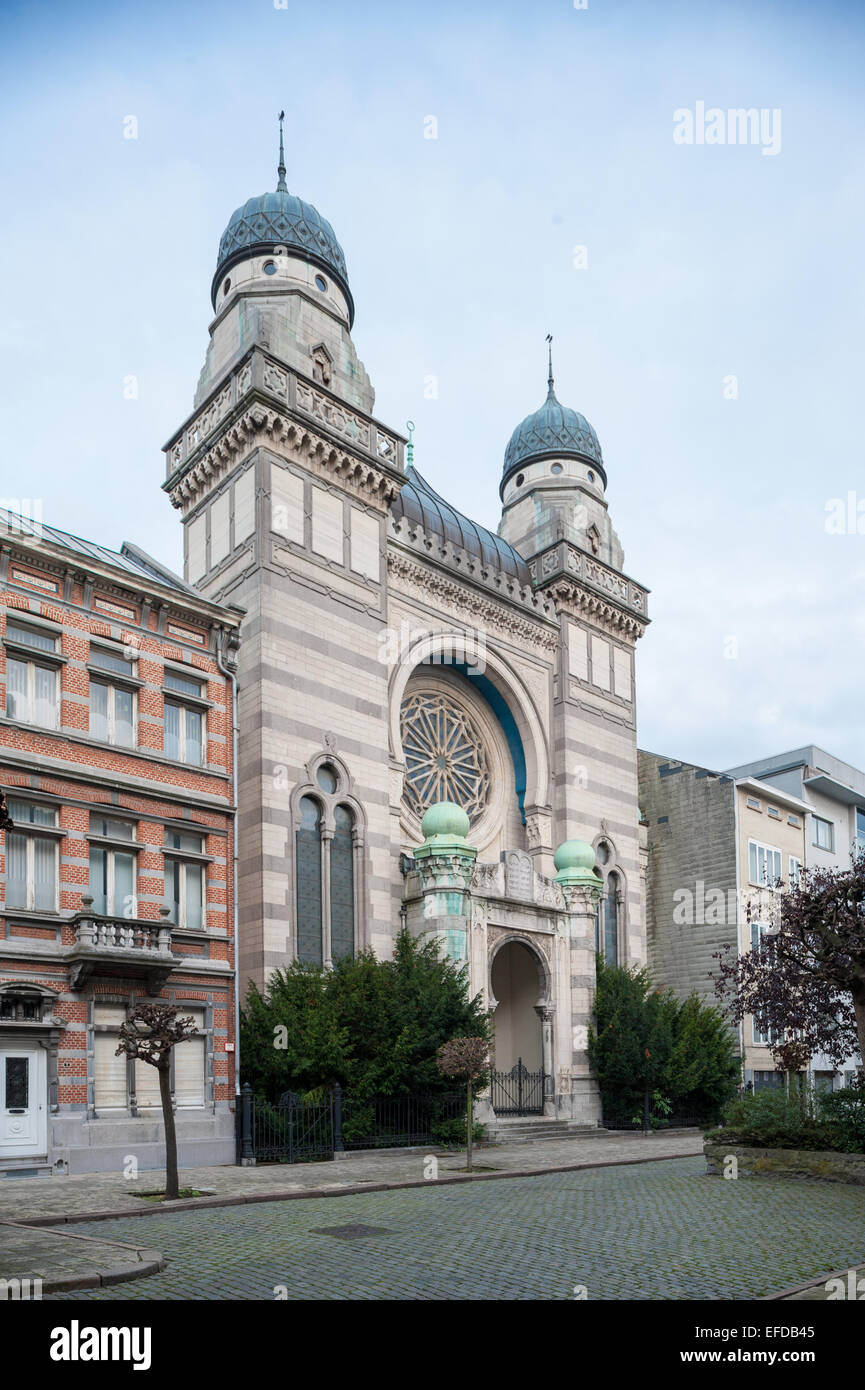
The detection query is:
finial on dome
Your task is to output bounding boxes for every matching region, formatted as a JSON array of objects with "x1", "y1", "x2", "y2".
[
  {"x1": 406, "y1": 419, "x2": 415, "y2": 468},
  {"x1": 546, "y1": 333, "x2": 555, "y2": 398},
  {"x1": 277, "y1": 110, "x2": 287, "y2": 192}
]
